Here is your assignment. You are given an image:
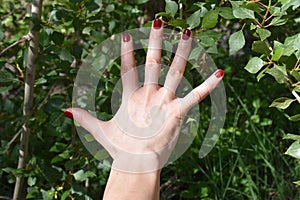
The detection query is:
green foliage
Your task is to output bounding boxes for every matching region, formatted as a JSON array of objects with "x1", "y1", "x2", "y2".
[{"x1": 1, "y1": 0, "x2": 300, "y2": 199}]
